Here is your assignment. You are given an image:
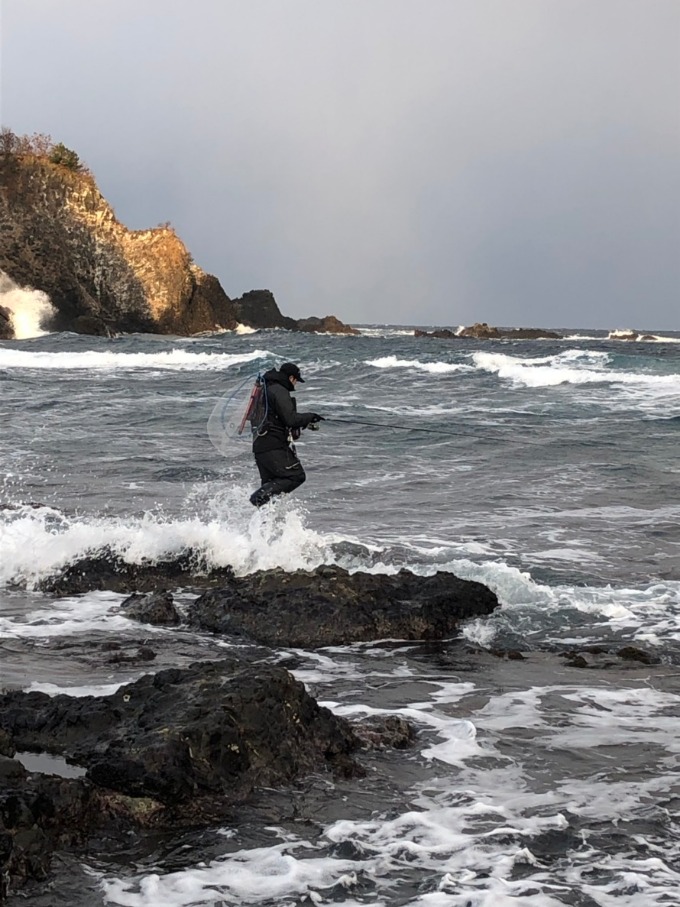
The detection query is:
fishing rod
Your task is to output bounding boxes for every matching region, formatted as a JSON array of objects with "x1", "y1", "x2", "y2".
[{"x1": 326, "y1": 416, "x2": 462, "y2": 437}]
